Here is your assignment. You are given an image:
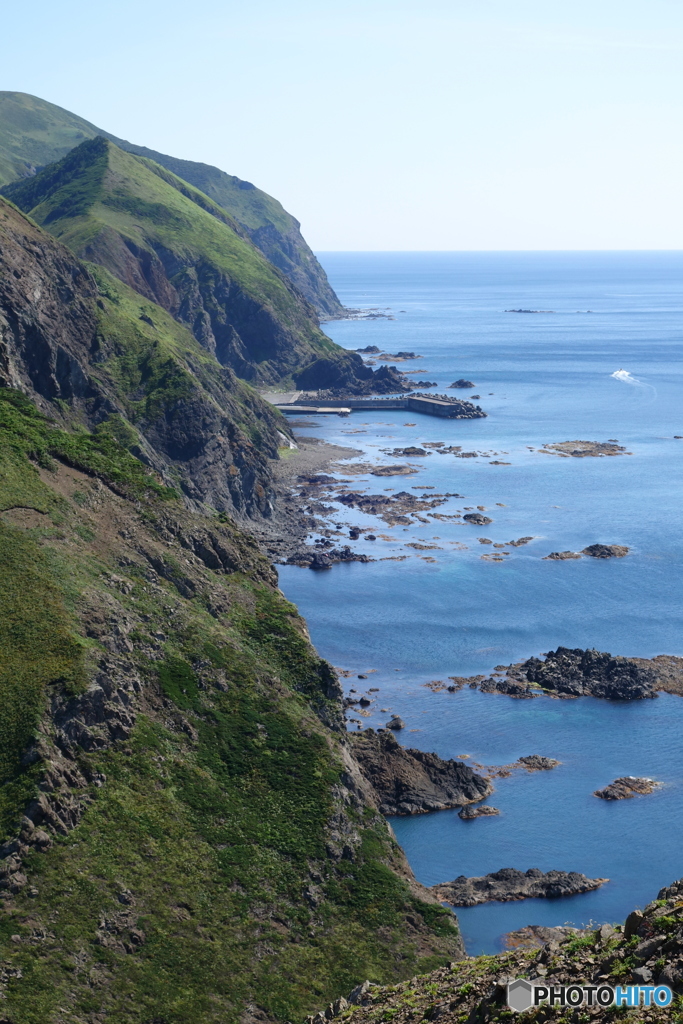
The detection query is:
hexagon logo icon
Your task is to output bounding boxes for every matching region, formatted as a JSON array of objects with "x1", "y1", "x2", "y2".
[{"x1": 507, "y1": 979, "x2": 534, "y2": 1013}]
